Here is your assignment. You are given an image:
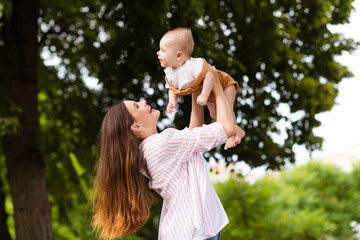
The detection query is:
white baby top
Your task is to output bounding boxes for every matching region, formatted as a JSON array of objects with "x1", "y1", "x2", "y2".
[
  {"x1": 164, "y1": 57, "x2": 204, "y2": 90},
  {"x1": 139, "y1": 122, "x2": 229, "y2": 240}
]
